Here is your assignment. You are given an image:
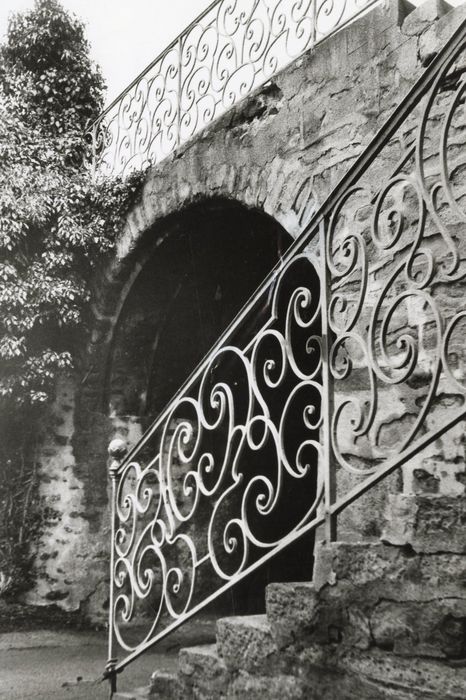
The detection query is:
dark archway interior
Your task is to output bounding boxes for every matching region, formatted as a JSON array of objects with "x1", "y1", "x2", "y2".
[
  {"x1": 108, "y1": 201, "x2": 291, "y2": 421},
  {"x1": 107, "y1": 200, "x2": 316, "y2": 616}
]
